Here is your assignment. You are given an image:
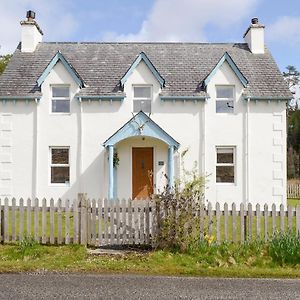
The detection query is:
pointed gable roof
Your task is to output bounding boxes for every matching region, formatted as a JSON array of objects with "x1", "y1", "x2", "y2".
[
  {"x1": 120, "y1": 52, "x2": 165, "y2": 88},
  {"x1": 37, "y1": 51, "x2": 85, "y2": 88},
  {"x1": 203, "y1": 52, "x2": 248, "y2": 88},
  {"x1": 103, "y1": 111, "x2": 179, "y2": 149}
]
